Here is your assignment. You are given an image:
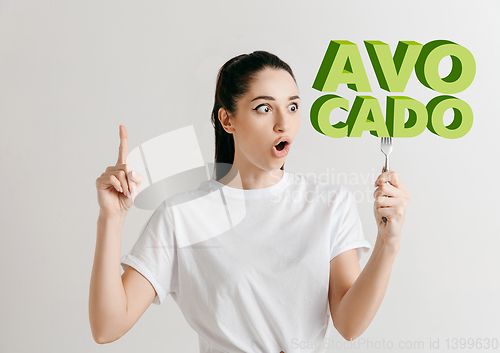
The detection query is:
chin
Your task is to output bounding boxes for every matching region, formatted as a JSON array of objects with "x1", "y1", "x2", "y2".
[
  {"x1": 260, "y1": 157, "x2": 286, "y2": 171},
  {"x1": 271, "y1": 161, "x2": 285, "y2": 170}
]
